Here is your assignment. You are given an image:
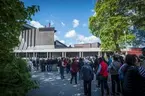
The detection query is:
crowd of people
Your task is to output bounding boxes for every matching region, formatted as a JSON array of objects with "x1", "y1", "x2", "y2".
[{"x1": 26, "y1": 47, "x2": 145, "y2": 96}]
